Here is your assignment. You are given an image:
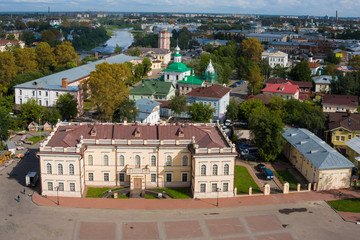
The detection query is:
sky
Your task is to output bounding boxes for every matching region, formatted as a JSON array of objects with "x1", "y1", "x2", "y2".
[{"x1": 1, "y1": 0, "x2": 359, "y2": 18}]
